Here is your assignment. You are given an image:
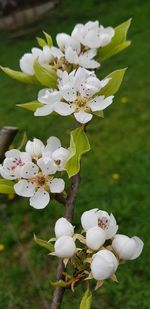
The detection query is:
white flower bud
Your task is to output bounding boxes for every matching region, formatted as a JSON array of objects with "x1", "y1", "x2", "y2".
[
  {"x1": 91, "y1": 249, "x2": 118, "y2": 280},
  {"x1": 81, "y1": 209, "x2": 98, "y2": 231},
  {"x1": 86, "y1": 226, "x2": 106, "y2": 250},
  {"x1": 54, "y1": 235, "x2": 76, "y2": 258},
  {"x1": 55, "y1": 217, "x2": 74, "y2": 238},
  {"x1": 112, "y1": 234, "x2": 144, "y2": 260},
  {"x1": 25, "y1": 138, "x2": 45, "y2": 158}
]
